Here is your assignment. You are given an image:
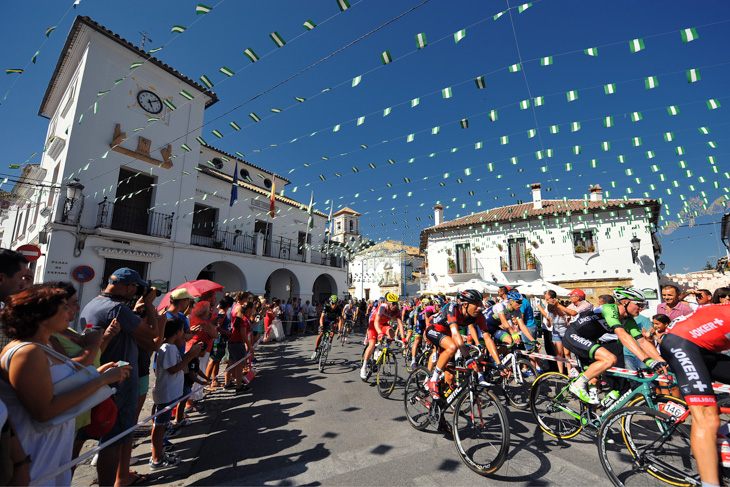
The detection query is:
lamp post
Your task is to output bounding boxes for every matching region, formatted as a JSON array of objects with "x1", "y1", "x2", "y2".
[
  {"x1": 630, "y1": 236, "x2": 641, "y2": 264},
  {"x1": 61, "y1": 178, "x2": 84, "y2": 222}
]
